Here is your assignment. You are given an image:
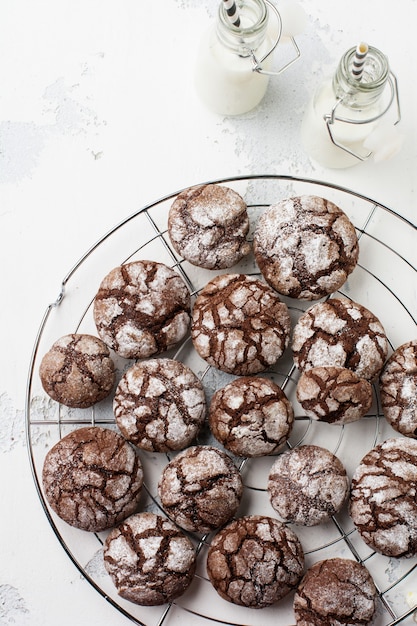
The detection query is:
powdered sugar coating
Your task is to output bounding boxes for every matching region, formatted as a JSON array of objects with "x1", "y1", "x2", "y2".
[
  {"x1": 39, "y1": 334, "x2": 115, "y2": 408},
  {"x1": 158, "y1": 445, "x2": 243, "y2": 532},
  {"x1": 206, "y1": 515, "x2": 304, "y2": 608},
  {"x1": 292, "y1": 298, "x2": 388, "y2": 381},
  {"x1": 113, "y1": 358, "x2": 206, "y2": 452},
  {"x1": 254, "y1": 195, "x2": 359, "y2": 300},
  {"x1": 42, "y1": 426, "x2": 143, "y2": 532},
  {"x1": 168, "y1": 184, "x2": 251, "y2": 269},
  {"x1": 350, "y1": 437, "x2": 417, "y2": 557},
  {"x1": 103, "y1": 512, "x2": 196, "y2": 606},
  {"x1": 296, "y1": 366, "x2": 373, "y2": 424},
  {"x1": 268, "y1": 445, "x2": 349, "y2": 526},
  {"x1": 209, "y1": 376, "x2": 294, "y2": 456},
  {"x1": 93, "y1": 260, "x2": 191, "y2": 359},
  {"x1": 379, "y1": 339, "x2": 417, "y2": 438},
  {"x1": 293, "y1": 558, "x2": 377, "y2": 625},
  {"x1": 191, "y1": 274, "x2": 291, "y2": 375}
]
